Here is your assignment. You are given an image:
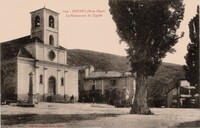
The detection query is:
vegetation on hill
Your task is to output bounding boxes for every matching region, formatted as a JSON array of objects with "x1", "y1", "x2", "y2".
[{"x1": 67, "y1": 49, "x2": 131, "y2": 72}]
